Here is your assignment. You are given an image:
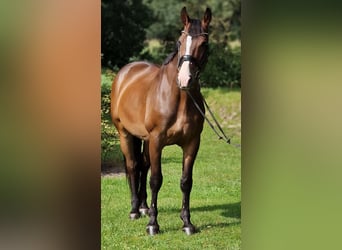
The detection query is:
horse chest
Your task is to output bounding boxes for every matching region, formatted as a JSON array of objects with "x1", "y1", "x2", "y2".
[
  {"x1": 165, "y1": 110, "x2": 202, "y2": 145},
  {"x1": 144, "y1": 88, "x2": 204, "y2": 145}
]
